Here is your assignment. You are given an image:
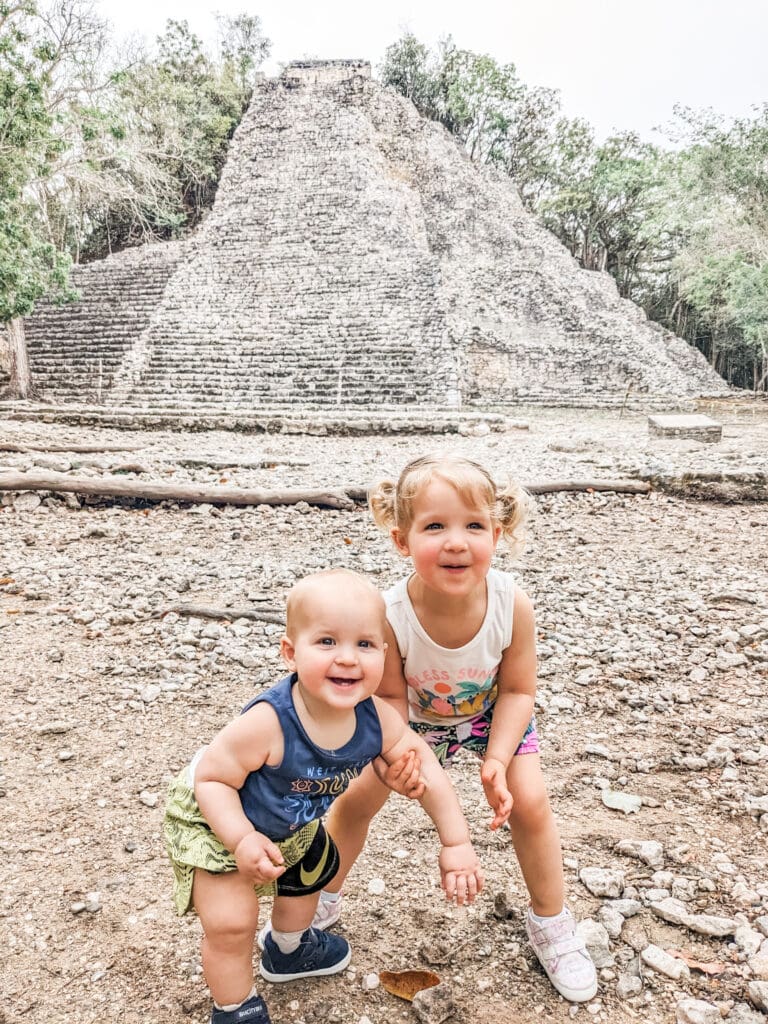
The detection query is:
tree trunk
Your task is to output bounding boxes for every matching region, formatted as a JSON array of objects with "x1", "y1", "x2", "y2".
[
  {"x1": 0, "y1": 471, "x2": 651, "y2": 509},
  {"x1": 0, "y1": 470, "x2": 357, "y2": 509},
  {"x1": 6, "y1": 318, "x2": 35, "y2": 400}
]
